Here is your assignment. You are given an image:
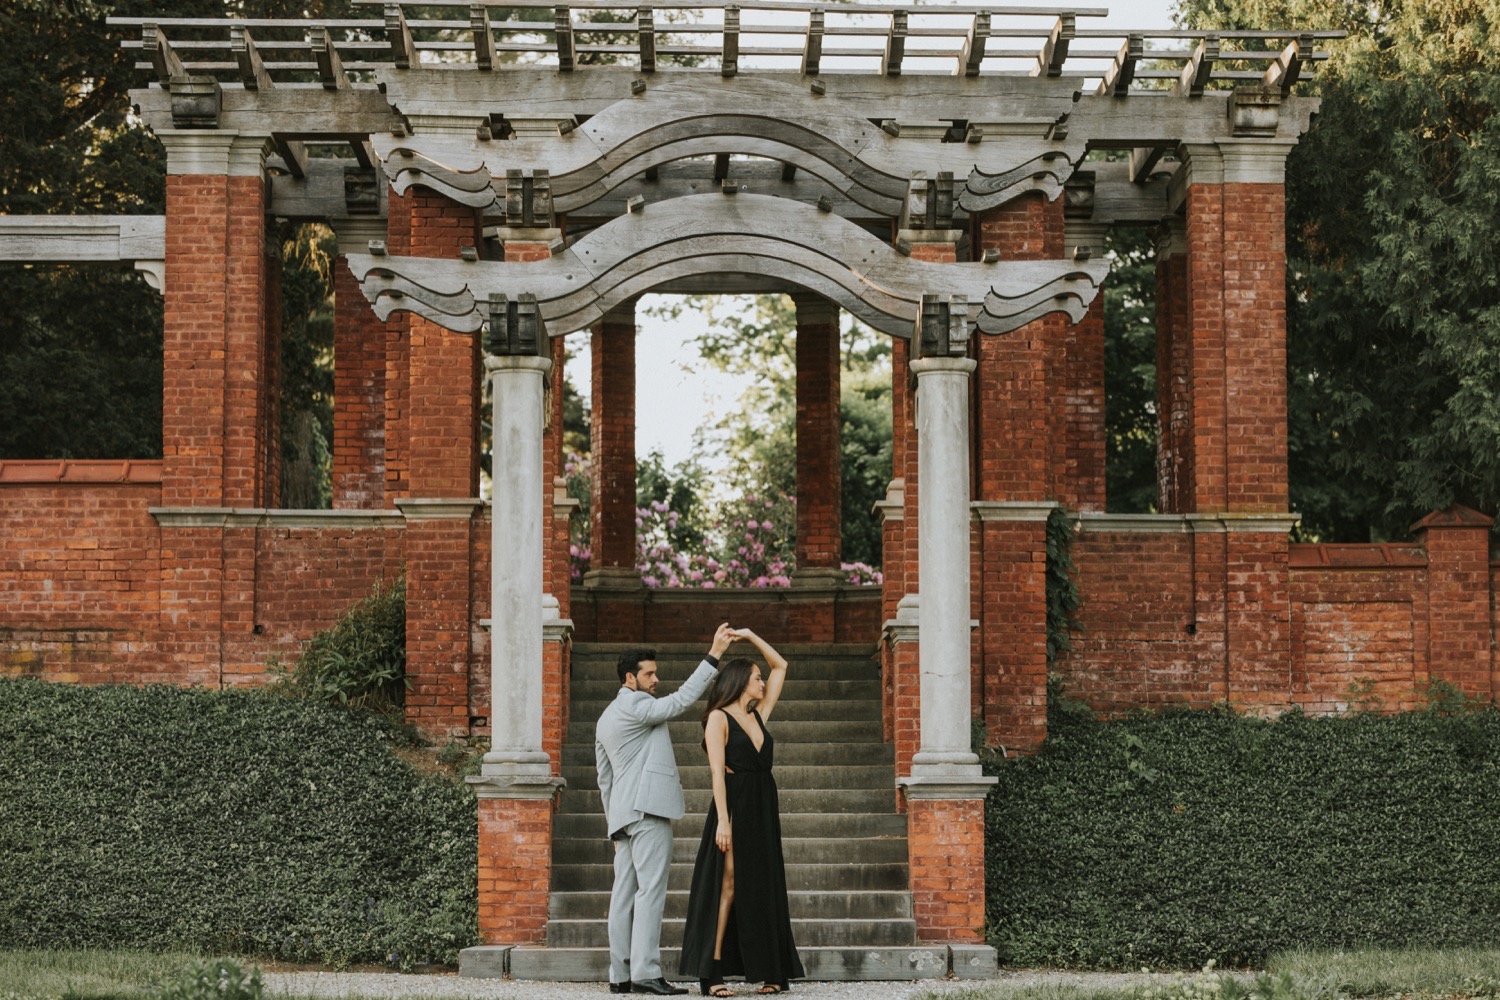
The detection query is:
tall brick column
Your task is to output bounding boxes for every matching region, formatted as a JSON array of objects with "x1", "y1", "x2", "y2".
[
  {"x1": 1154, "y1": 218, "x2": 1190, "y2": 513},
  {"x1": 1057, "y1": 220, "x2": 1108, "y2": 512},
  {"x1": 971, "y1": 194, "x2": 1060, "y2": 753},
  {"x1": 789, "y1": 293, "x2": 843, "y2": 638},
  {"x1": 1178, "y1": 140, "x2": 1299, "y2": 712},
  {"x1": 394, "y1": 182, "x2": 485, "y2": 738},
  {"x1": 1414, "y1": 506, "x2": 1495, "y2": 701},
  {"x1": 584, "y1": 299, "x2": 644, "y2": 641},
  {"x1": 154, "y1": 132, "x2": 277, "y2": 686},
  {"x1": 330, "y1": 219, "x2": 388, "y2": 510}
]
